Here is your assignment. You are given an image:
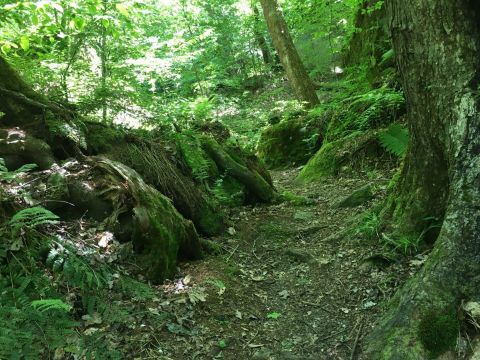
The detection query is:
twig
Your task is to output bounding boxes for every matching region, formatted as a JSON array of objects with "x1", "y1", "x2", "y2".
[
  {"x1": 252, "y1": 237, "x2": 260, "y2": 259},
  {"x1": 350, "y1": 319, "x2": 364, "y2": 360},
  {"x1": 226, "y1": 244, "x2": 240, "y2": 261}
]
